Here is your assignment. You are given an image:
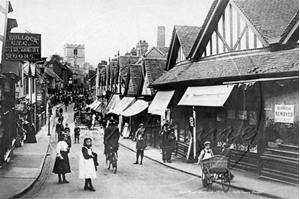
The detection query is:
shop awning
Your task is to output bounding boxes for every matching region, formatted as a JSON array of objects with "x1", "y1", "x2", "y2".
[
  {"x1": 91, "y1": 101, "x2": 101, "y2": 110},
  {"x1": 121, "y1": 100, "x2": 149, "y2": 117},
  {"x1": 178, "y1": 85, "x2": 235, "y2": 107},
  {"x1": 86, "y1": 100, "x2": 98, "y2": 108},
  {"x1": 95, "y1": 101, "x2": 108, "y2": 113},
  {"x1": 108, "y1": 97, "x2": 135, "y2": 115},
  {"x1": 148, "y1": 90, "x2": 174, "y2": 115},
  {"x1": 104, "y1": 94, "x2": 120, "y2": 114}
]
